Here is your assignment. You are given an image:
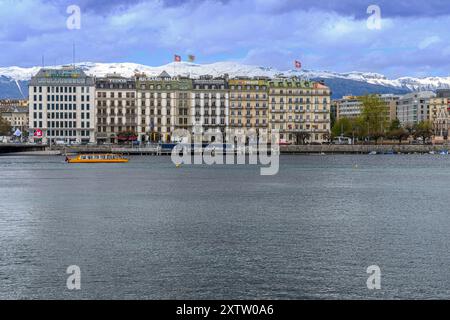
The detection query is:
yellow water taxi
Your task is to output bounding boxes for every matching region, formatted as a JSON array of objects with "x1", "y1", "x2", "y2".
[{"x1": 66, "y1": 154, "x2": 129, "y2": 163}]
